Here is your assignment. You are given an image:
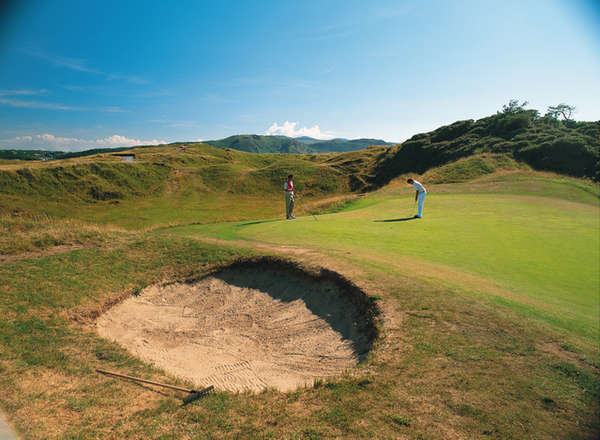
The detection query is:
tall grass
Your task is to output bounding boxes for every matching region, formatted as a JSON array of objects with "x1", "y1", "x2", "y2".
[{"x1": 0, "y1": 211, "x2": 122, "y2": 255}]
